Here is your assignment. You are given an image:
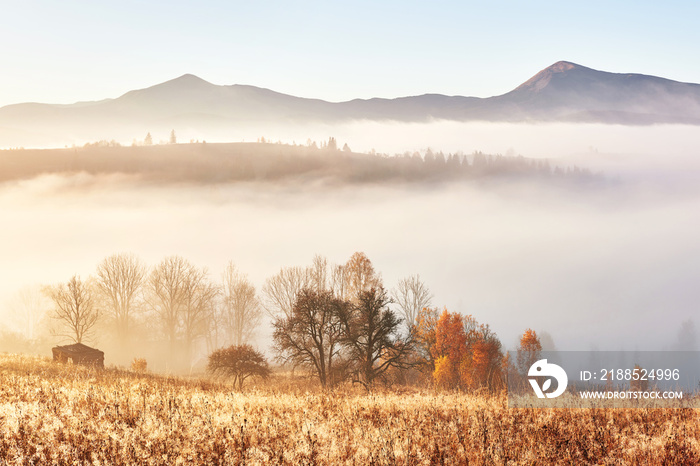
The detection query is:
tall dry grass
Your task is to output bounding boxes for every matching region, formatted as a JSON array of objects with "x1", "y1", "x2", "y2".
[{"x1": 0, "y1": 353, "x2": 698, "y2": 464}]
